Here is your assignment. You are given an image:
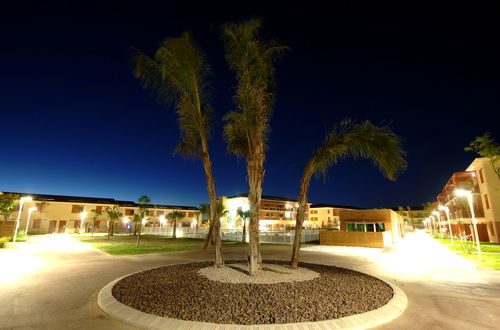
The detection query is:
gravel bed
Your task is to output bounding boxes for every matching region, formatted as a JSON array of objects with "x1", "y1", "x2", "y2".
[
  {"x1": 112, "y1": 260, "x2": 393, "y2": 325},
  {"x1": 198, "y1": 263, "x2": 320, "y2": 284}
]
